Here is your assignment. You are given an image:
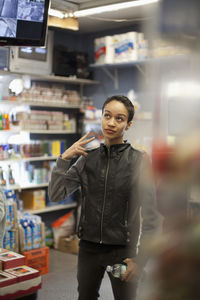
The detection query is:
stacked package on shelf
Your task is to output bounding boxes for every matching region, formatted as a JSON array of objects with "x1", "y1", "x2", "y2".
[
  {"x1": 94, "y1": 31, "x2": 148, "y2": 64},
  {"x1": 94, "y1": 36, "x2": 114, "y2": 64},
  {"x1": 3, "y1": 190, "x2": 19, "y2": 253},
  {"x1": 17, "y1": 213, "x2": 49, "y2": 276},
  {"x1": 17, "y1": 84, "x2": 81, "y2": 106},
  {"x1": 113, "y1": 32, "x2": 139, "y2": 63},
  {"x1": 18, "y1": 213, "x2": 45, "y2": 252},
  {"x1": 16, "y1": 212, "x2": 49, "y2": 276},
  {"x1": 137, "y1": 32, "x2": 148, "y2": 60},
  {"x1": 0, "y1": 249, "x2": 41, "y2": 299},
  {"x1": 2, "y1": 189, "x2": 49, "y2": 282},
  {"x1": 15, "y1": 110, "x2": 76, "y2": 132},
  {"x1": 21, "y1": 190, "x2": 46, "y2": 211},
  {"x1": 151, "y1": 39, "x2": 190, "y2": 58}
]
